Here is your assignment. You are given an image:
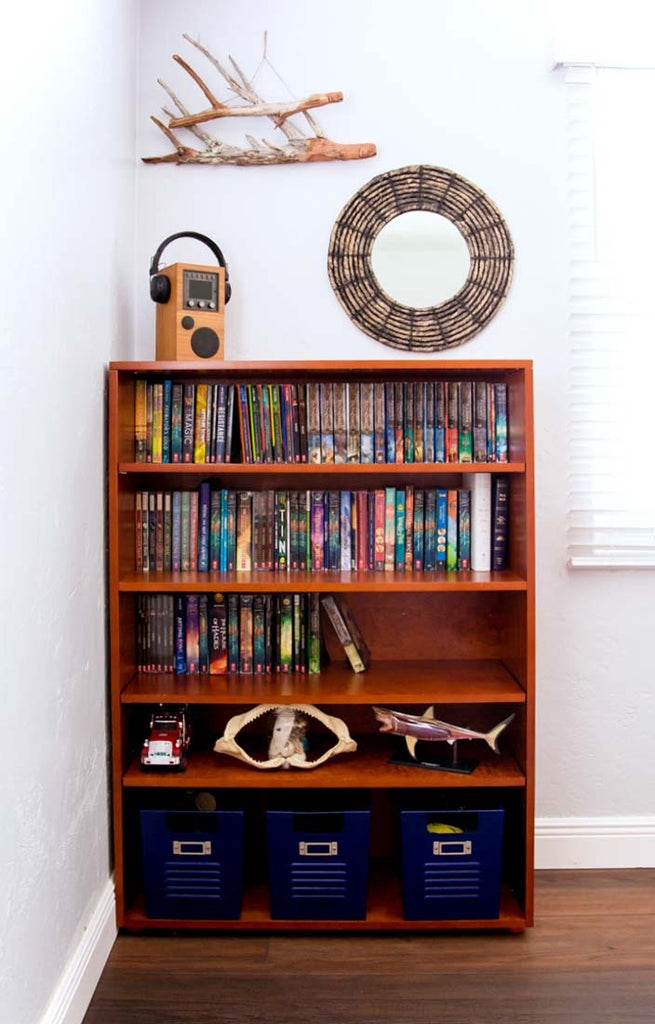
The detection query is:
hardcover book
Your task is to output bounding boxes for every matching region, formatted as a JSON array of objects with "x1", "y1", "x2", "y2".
[
  {"x1": 209, "y1": 595, "x2": 228, "y2": 674},
  {"x1": 321, "y1": 595, "x2": 369, "y2": 672},
  {"x1": 135, "y1": 380, "x2": 147, "y2": 462},
  {"x1": 463, "y1": 472, "x2": 492, "y2": 571}
]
